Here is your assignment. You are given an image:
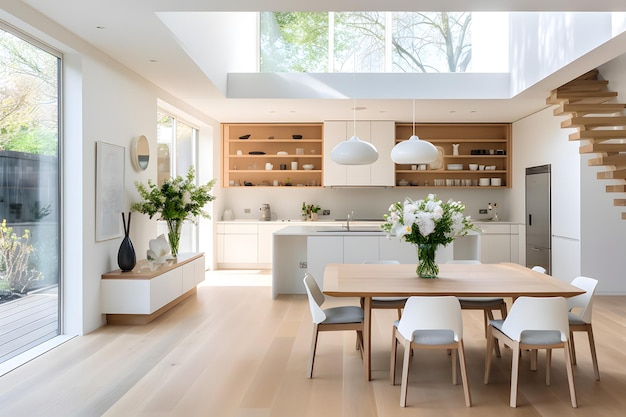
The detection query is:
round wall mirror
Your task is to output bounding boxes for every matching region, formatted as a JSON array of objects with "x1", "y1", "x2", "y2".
[{"x1": 132, "y1": 135, "x2": 150, "y2": 171}]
